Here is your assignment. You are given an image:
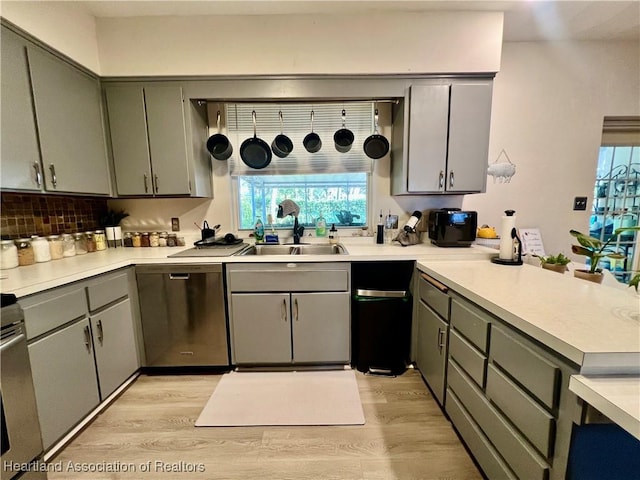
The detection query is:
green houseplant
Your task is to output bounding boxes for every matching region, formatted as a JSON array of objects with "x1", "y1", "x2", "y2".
[
  {"x1": 537, "y1": 253, "x2": 571, "y2": 274},
  {"x1": 570, "y1": 227, "x2": 640, "y2": 283}
]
